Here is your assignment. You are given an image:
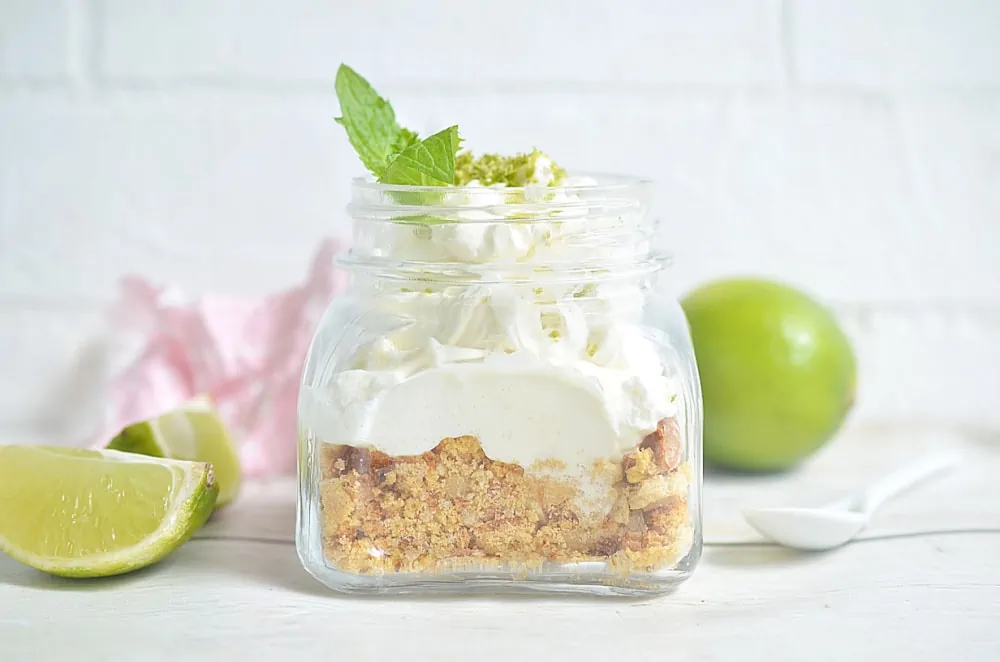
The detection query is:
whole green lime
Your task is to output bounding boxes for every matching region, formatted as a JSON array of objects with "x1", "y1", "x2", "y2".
[{"x1": 681, "y1": 278, "x2": 857, "y2": 472}]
